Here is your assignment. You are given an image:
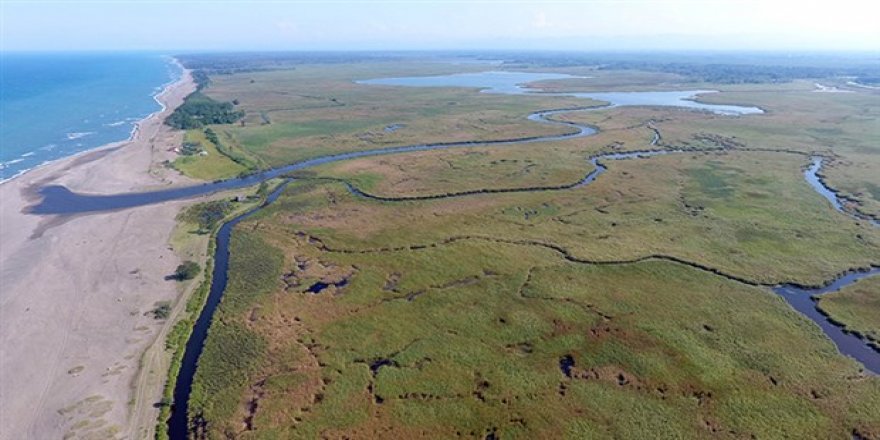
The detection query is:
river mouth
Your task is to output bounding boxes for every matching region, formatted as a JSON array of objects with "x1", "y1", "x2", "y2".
[{"x1": 29, "y1": 106, "x2": 597, "y2": 215}]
